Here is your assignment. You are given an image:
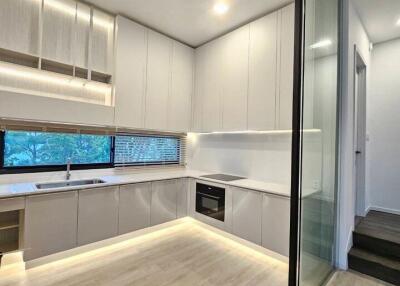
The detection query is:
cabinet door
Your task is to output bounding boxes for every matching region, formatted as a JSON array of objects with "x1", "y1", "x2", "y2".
[
  {"x1": 169, "y1": 41, "x2": 194, "y2": 132},
  {"x1": 42, "y1": 0, "x2": 75, "y2": 64},
  {"x1": 221, "y1": 25, "x2": 250, "y2": 131},
  {"x1": 114, "y1": 16, "x2": 147, "y2": 128},
  {"x1": 24, "y1": 192, "x2": 78, "y2": 261},
  {"x1": 232, "y1": 187, "x2": 262, "y2": 245},
  {"x1": 77, "y1": 187, "x2": 119, "y2": 246},
  {"x1": 118, "y1": 183, "x2": 151, "y2": 234},
  {"x1": 262, "y1": 194, "x2": 290, "y2": 256},
  {"x1": 0, "y1": 0, "x2": 40, "y2": 56},
  {"x1": 151, "y1": 180, "x2": 177, "y2": 226},
  {"x1": 177, "y1": 178, "x2": 189, "y2": 218},
  {"x1": 197, "y1": 41, "x2": 223, "y2": 132},
  {"x1": 90, "y1": 9, "x2": 114, "y2": 75},
  {"x1": 145, "y1": 30, "x2": 172, "y2": 130},
  {"x1": 278, "y1": 4, "x2": 295, "y2": 130},
  {"x1": 192, "y1": 48, "x2": 206, "y2": 132},
  {"x1": 248, "y1": 12, "x2": 278, "y2": 131}
]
